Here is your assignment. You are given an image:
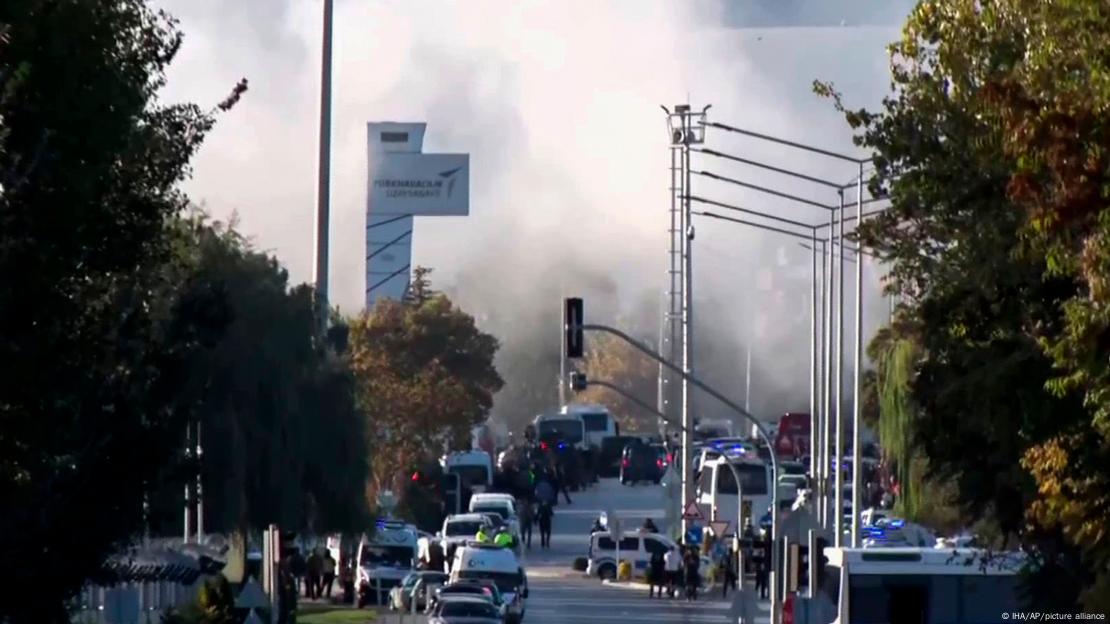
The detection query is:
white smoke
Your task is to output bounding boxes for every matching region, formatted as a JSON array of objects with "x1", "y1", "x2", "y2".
[{"x1": 155, "y1": 0, "x2": 907, "y2": 425}]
